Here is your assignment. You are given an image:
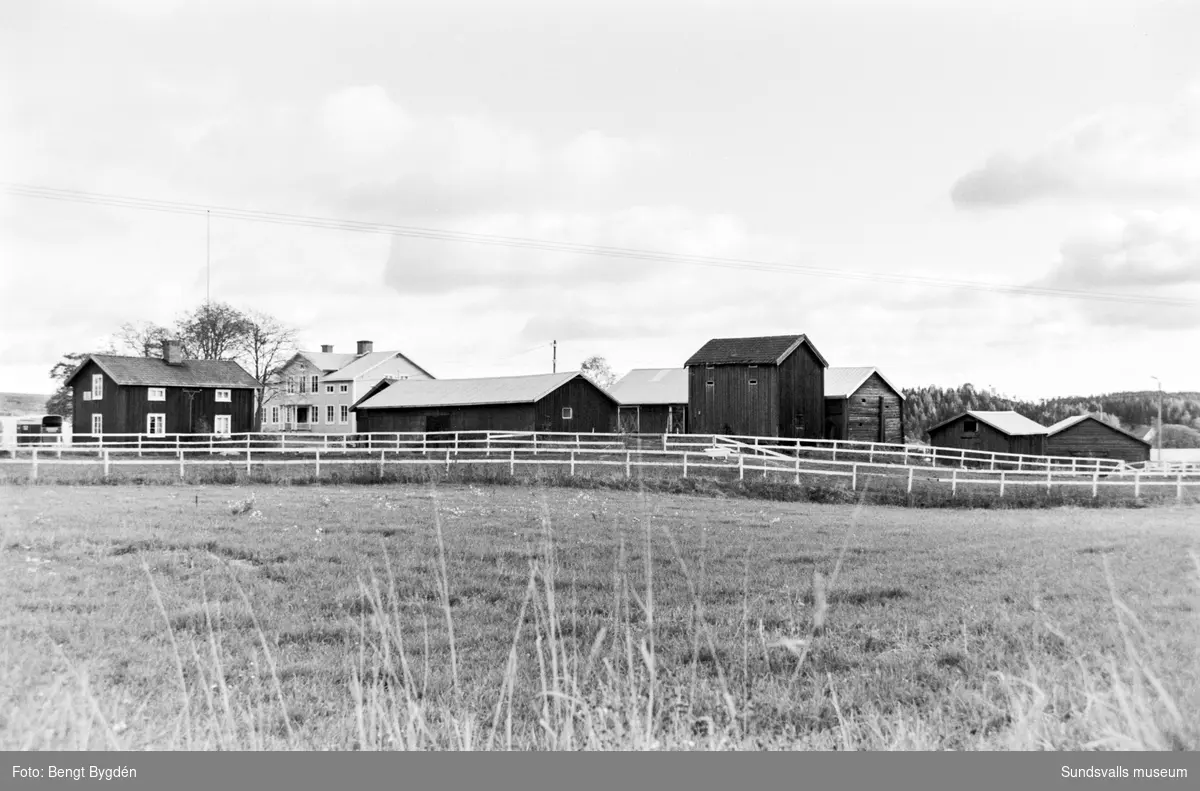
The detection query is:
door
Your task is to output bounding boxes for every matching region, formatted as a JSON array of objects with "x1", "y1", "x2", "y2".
[
  {"x1": 214, "y1": 415, "x2": 231, "y2": 436},
  {"x1": 619, "y1": 406, "x2": 639, "y2": 434},
  {"x1": 425, "y1": 414, "x2": 452, "y2": 446}
]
